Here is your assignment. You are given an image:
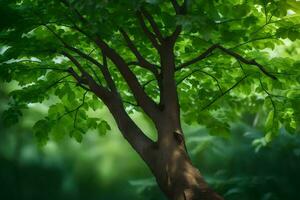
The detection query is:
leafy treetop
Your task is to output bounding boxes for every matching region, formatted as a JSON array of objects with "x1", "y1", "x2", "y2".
[{"x1": 0, "y1": 0, "x2": 300, "y2": 147}]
